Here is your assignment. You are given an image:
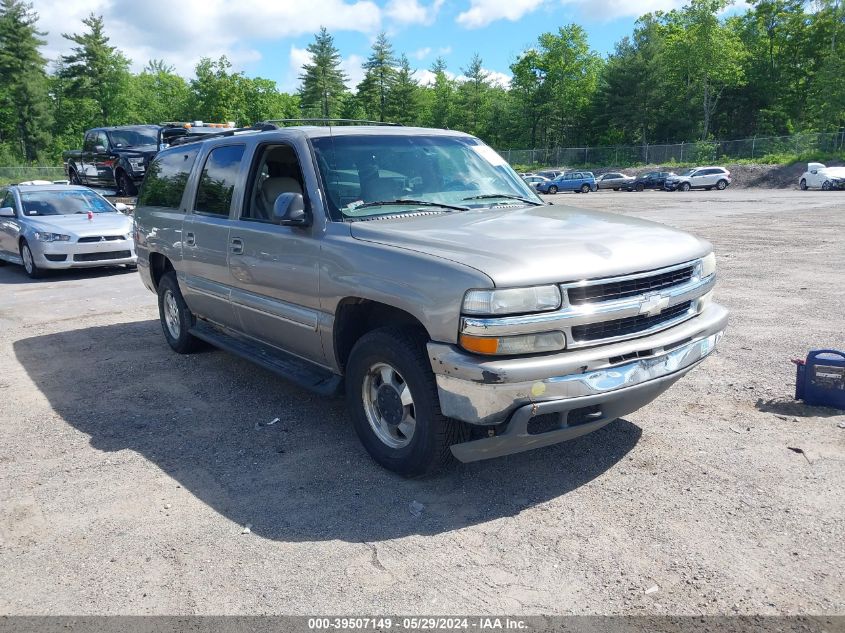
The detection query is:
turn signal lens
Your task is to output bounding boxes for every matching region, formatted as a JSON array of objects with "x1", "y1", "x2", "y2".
[{"x1": 460, "y1": 332, "x2": 566, "y2": 356}]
